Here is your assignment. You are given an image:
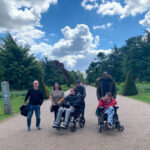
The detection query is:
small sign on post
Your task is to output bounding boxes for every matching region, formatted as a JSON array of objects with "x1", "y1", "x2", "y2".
[{"x1": 1, "y1": 81, "x2": 12, "y2": 114}]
